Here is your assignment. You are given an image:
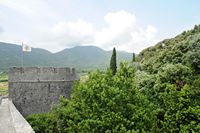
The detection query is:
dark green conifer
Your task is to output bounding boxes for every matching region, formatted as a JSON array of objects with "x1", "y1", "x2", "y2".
[
  {"x1": 110, "y1": 47, "x2": 117, "y2": 75},
  {"x1": 132, "y1": 52, "x2": 136, "y2": 62}
]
